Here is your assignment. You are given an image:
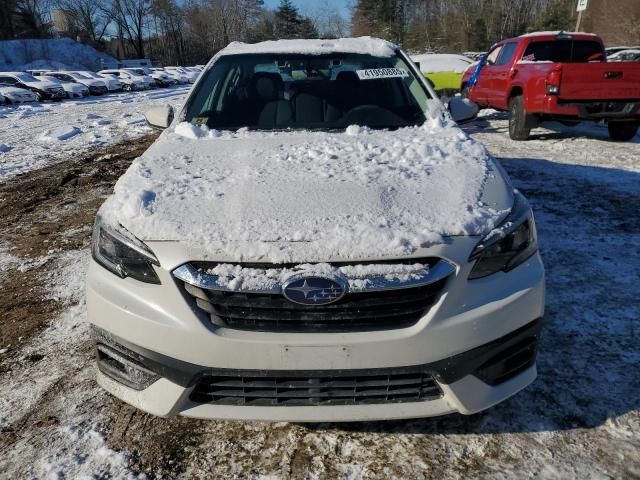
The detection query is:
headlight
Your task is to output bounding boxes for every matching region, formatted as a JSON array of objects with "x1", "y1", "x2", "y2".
[
  {"x1": 468, "y1": 191, "x2": 538, "y2": 279},
  {"x1": 91, "y1": 216, "x2": 161, "y2": 284}
]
